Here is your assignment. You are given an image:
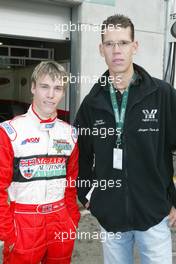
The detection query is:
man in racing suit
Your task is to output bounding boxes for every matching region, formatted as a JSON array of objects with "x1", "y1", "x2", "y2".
[{"x1": 0, "y1": 61, "x2": 80, "y2": 264}]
